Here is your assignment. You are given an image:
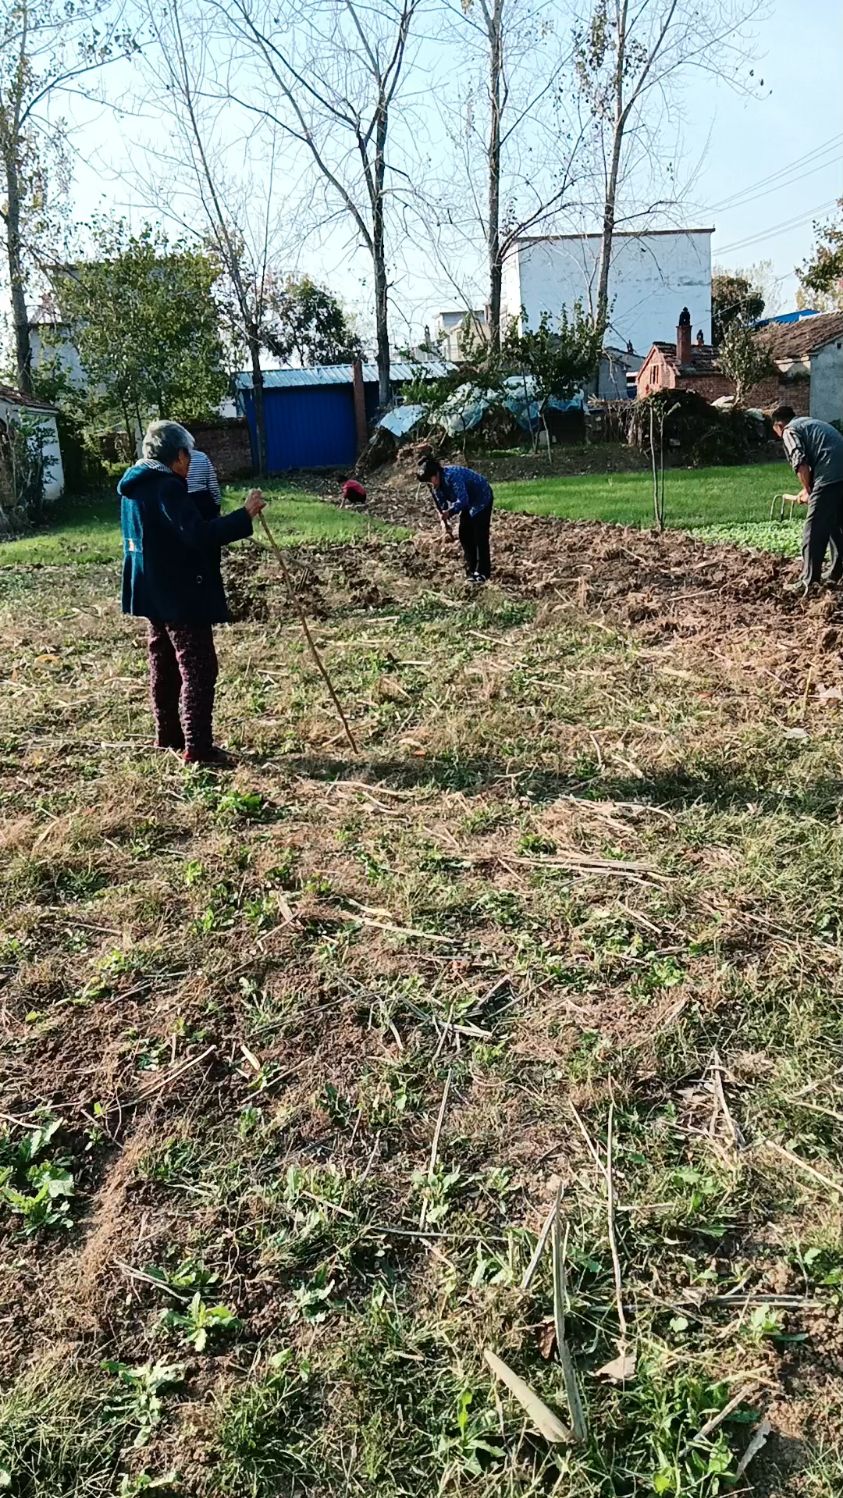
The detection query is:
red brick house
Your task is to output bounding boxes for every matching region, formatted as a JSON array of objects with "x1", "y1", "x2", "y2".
[
  {"x1": 753, "y1": 310, "x2": 843, "y2": 423},
  {"x1": 636, "y1": 308, "x2": 734, "y2": 401},
  {"x1": 636, "y1": 305, "x2": 843, "y2": 416}
]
